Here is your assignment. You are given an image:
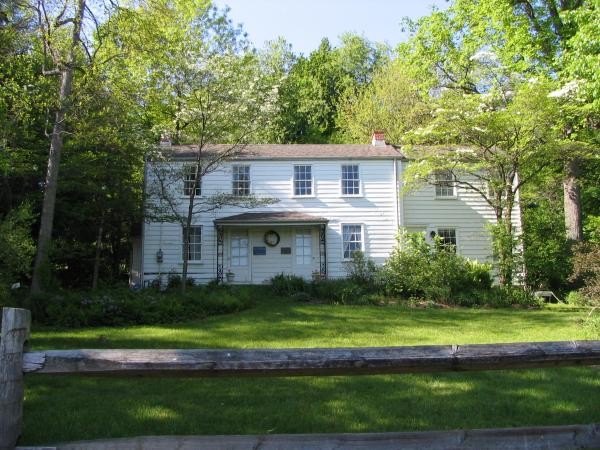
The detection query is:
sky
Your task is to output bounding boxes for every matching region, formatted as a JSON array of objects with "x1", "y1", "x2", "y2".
[{"x1": 212, "y1": 0, "x2": 449, "y2": 55}]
